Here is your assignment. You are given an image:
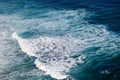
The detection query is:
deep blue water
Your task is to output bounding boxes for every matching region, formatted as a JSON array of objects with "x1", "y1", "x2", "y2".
[
  {"x1": 0, "y1": 0, "x2": 120, "y2": 80},
  {"x1": 0, "y1": 0, "x2": 120, "y2": 32}
]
